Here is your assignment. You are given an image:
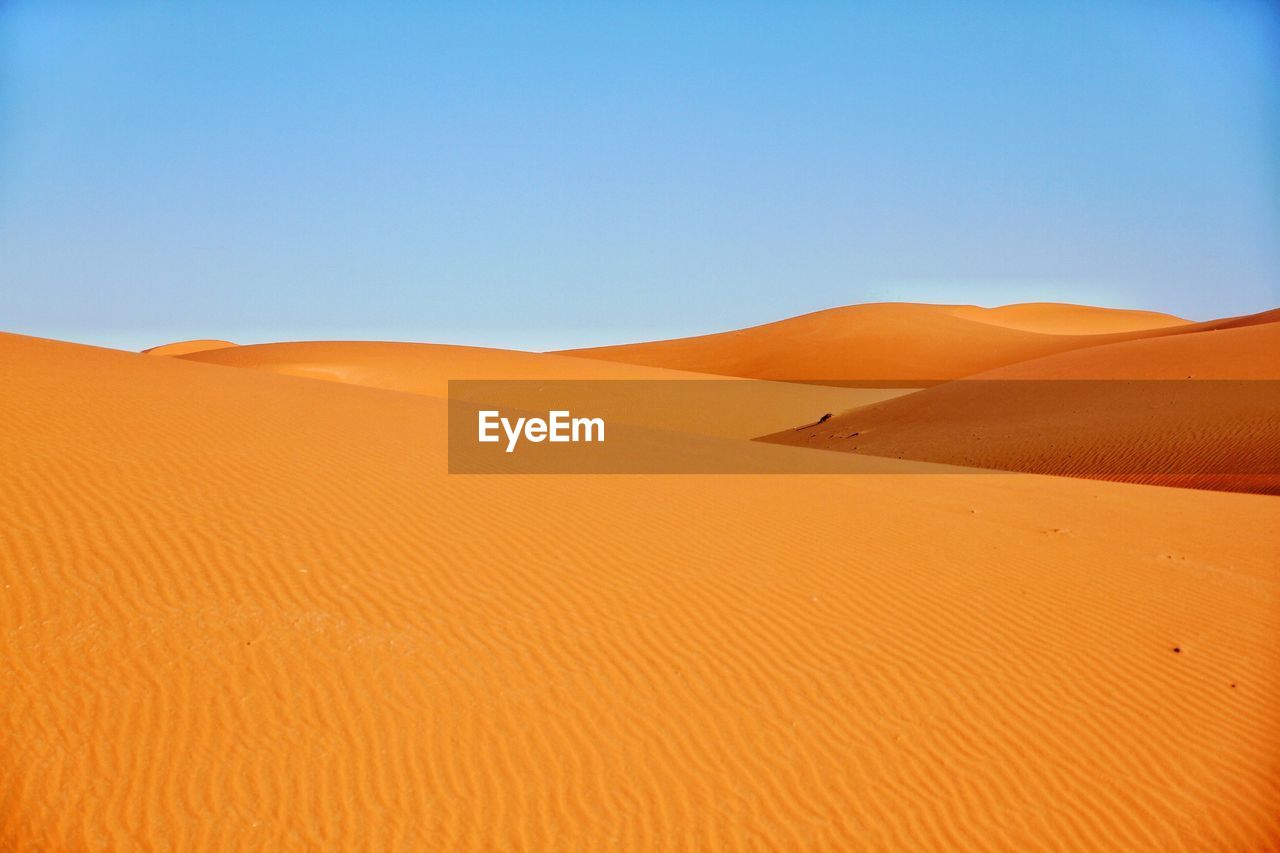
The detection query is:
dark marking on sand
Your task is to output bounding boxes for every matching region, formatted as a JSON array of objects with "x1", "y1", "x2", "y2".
[{"x1": 794, "y1": 413, "x2": 836, "y2": 431}]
